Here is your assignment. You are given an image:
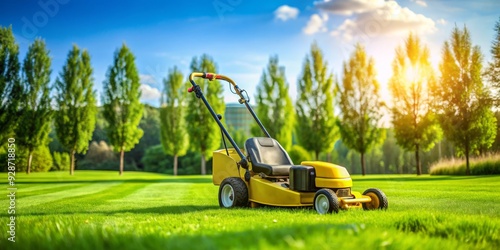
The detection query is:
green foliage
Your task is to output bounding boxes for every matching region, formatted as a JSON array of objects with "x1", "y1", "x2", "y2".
[
  {"x1": 389, "y1": 33, "x2": 443, "y2": 175},
  {"x1": 433, "y1": 26, "x2": 497, "y2": 175},
  {"x1": 486, "y1": 17, "x2": 500, "y2": 100},
  {"x1": 0, "y1": 26, "x2": 23, "y2": 141},
  {"x1": 160, "y1": 66, "x2": 189, "y2": 175},
  {"x1": 15, "y1": 145, "x2": 53, "y2": 172},
  {"x1": 252, "y1": 55, "x2": 294, "y2": 150},
  {"x1": 295, "y1": 42, "x2": 337, "y2": 160},
  {"x1": 126, "y1": 104, "x2": 161, "y2": 169},
  {"x1": 338, "y1": 43, "x2": 385, "y2": 175},
  {"x1": 430, "y1": 154, "x2": 500, "y2": 175},
  {"x1": 52, "y1": 151, "x2": 70, "y2": 171},
  {"x1": 54, "y1": 44, "x2": 97, "y2": 175},
  {"x1": 227, "y1": 125, "x2": 248, "y2": 149},
  {"x1": 17, "y1": 39, "x2": 52, "y2": 174},
  {"x1": 141, "y1": 144, "x2": 172, "y2": 173},
  {"x1": 186, "y1": 54, "x2": 225, "y2": 174},
  {"x1": 288, "y1": 144, "x2": 311, "y2": 164},
  {"x1": 102, "y1": 44, "x2": 144, "y2": 174}
]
